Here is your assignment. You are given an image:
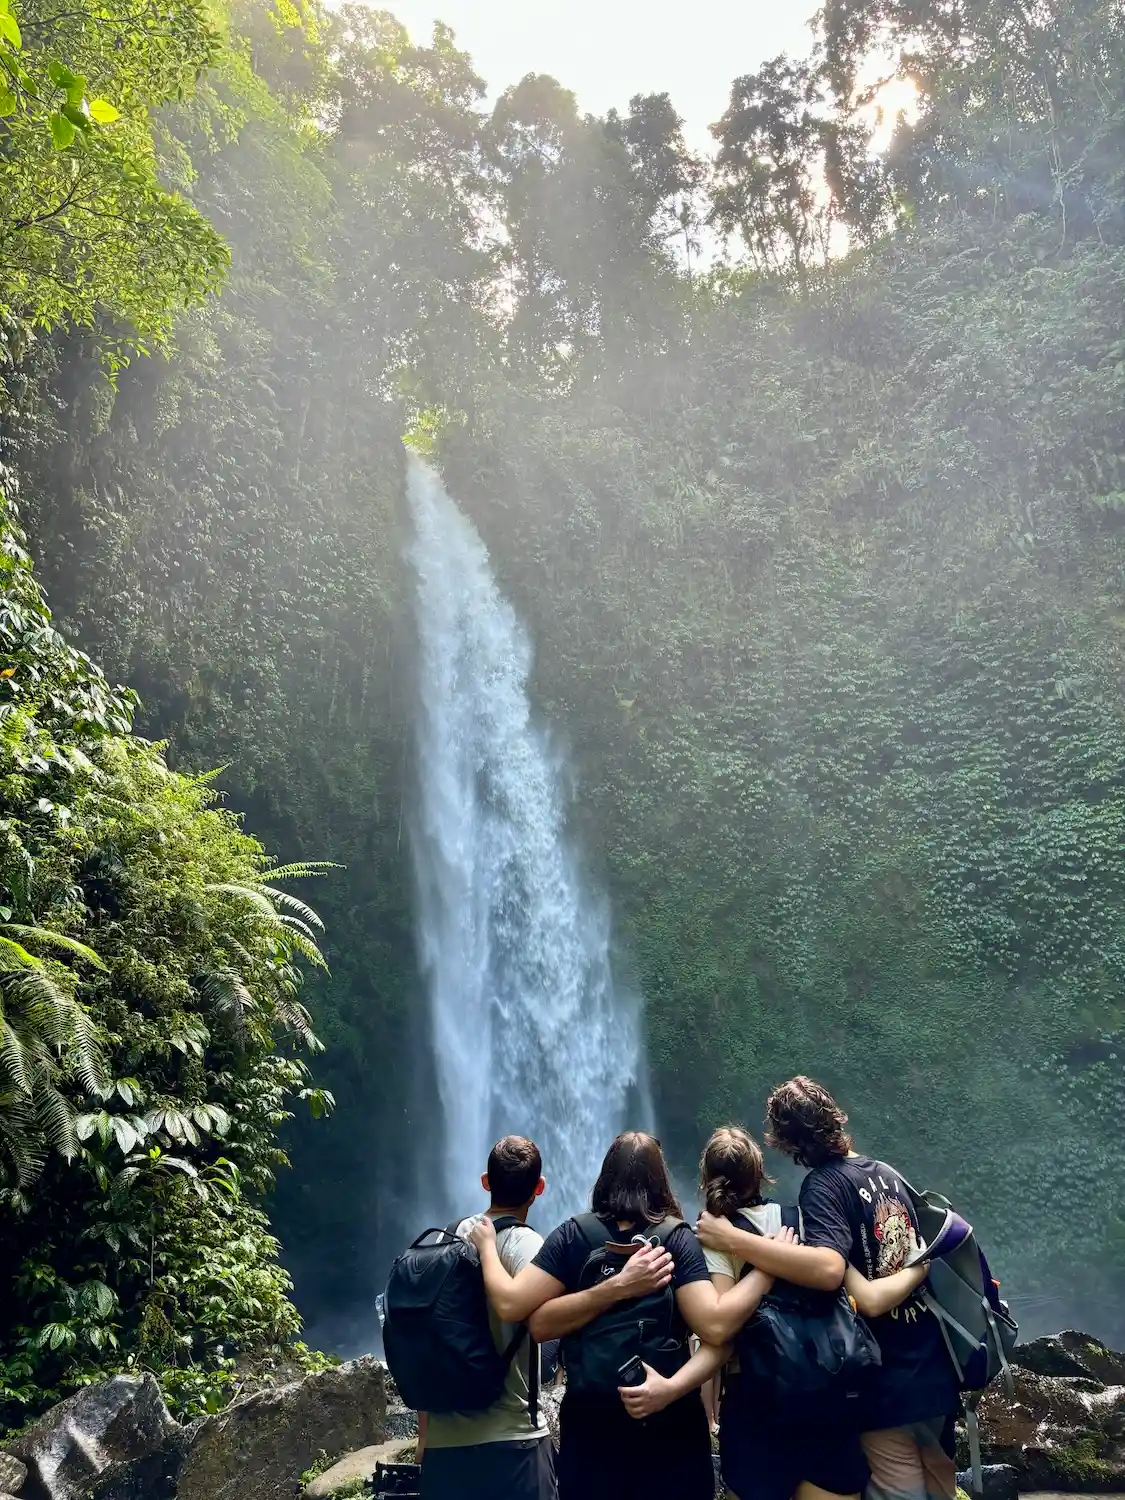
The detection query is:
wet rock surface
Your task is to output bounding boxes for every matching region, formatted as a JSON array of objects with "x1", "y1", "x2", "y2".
[
  {"x1": 176, "y1": 1357, "x2": 389, "y2": 1500},
  {"x1": 303, "y1": 1440, "x2": 415, "y2": 1498},
  {"x1": 0, "y1": 1454, "x2": 27, "y2": 1494},
  {"x1": 1013, "y1": 1336, "x2": 1125, "y2": 1390},
  {"x1": 1, "y1": 1360, "x2": 389, "y2": 1500},
  {"x1": 957, "y1": 1463, "x2": 1020, "y2": 1500},
  {"x1": 4, "y1": 1374, "x2": 180, "y2": 1500},
  {"x1": 976, "y1": 1334, "x2": 1125, "y2": 1491}
]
